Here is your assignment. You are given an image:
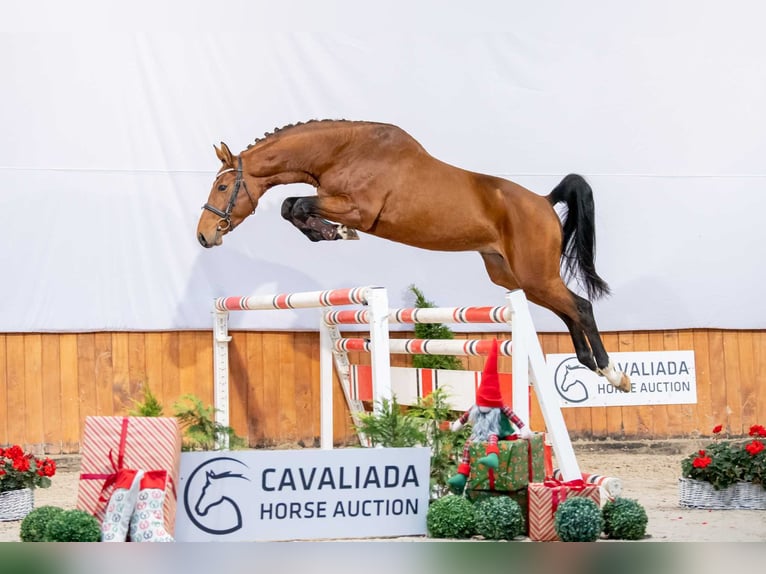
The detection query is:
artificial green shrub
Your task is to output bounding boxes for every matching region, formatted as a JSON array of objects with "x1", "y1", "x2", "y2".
[
  {"x1": 602, "y1": 497, "x2": 648, "y2": 540},
  {"x1": 426, "y1": 494, "x2": 476, "y2": 539},
  {"x1": 45, "y1": 509, "x2": 101, "y2": 542},
  {"x1": 408, "y1": 285, "x2": 463, "y2": 370},
  {"x1": 473, "y1": 496, "x2": 525, "y2": 540},
  {"x1": 19, "y1": 505, "x2": 65, "y2": 542},
  {"x1": 553, "y1": 497, "x2": 603, "y2": 542}
]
